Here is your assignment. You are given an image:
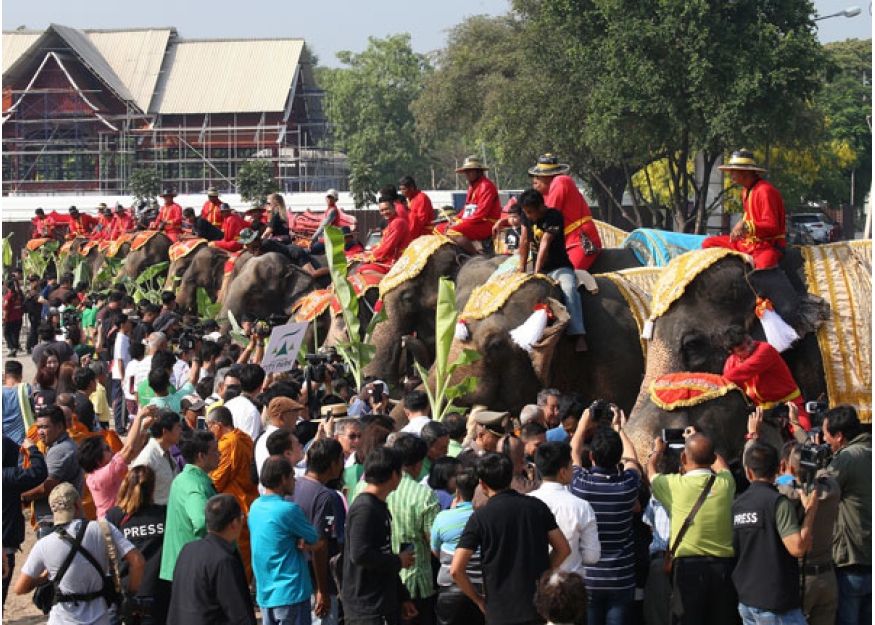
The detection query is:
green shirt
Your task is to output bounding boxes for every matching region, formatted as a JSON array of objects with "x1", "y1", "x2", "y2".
[
  {"x1": 138, "y1": 378, "x2": 176, "y2": 407},
  {"x1": 81, "y1": 306, "x2": 97, "y2": 329},
  {"x1": 386, "y1": 472, "x2": 440, "y2": 599},
  {"x1": 447, "y1": 440, "x2": 463, "y2": 458},
  {"x1": 652, "y1": 469, "x2": 735, "y2": 559},
  {"x1": 149, "y1": 382, "x2": 196, "y2": 414},
  {"x1": 343, "y1": 463, "x2": 364, "y2": 505},
  {"x1": 826, "y1": 432, "x2": 872, "y2": 567},
  {"x1": 159, "y1": 464, "x2": 218, "y2": 581}
]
